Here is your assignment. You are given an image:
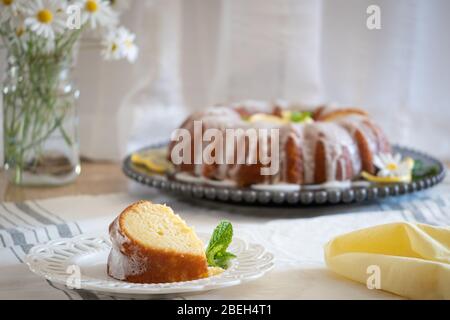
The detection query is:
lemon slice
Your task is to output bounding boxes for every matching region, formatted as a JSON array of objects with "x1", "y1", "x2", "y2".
[
  {"x1": 281, "y1": 110, "x2": 292, "y2": 121},
  {"x1": 131, "y1": 149, "x2": 172, "y2": 173},
  {"x1": 248, "y1": 113, "x2": 288, "y2": 125},
  {"x1": 361, "y1": 172, "x2": 412, "y2": 184},
  {"x1": 404, "y1": 157, "x2": 415, "y2": 170}
]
